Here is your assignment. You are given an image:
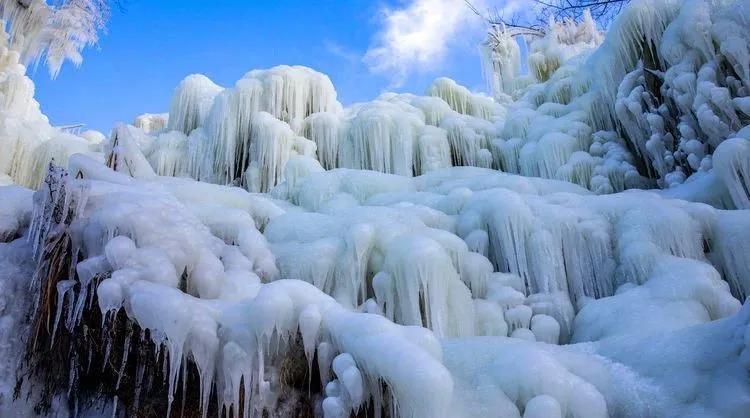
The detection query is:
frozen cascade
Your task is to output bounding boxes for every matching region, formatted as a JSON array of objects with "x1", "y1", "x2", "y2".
[
  {"x1": 167, "y1": 74, "x2": 224, "y2": 135},
  {"x1": 4, "y1": 0, "x2": 749, "y2": 200},
  {"x1": 302, "y1": 112, "x2": 342, "y2": 170},
  {"x1": 240, "y1": 65, "x2": 342, "y2": 130},
  {"x1": 144, "y1": 130, "x2": 189, "y2": 177},
  {"x1": 4, "y1": 0, "x2": 750, "y2": 416},
  {"x1": 146, "y1": 67, "x2": 509, "y2": 190},
  {"x1": 427, "y1": 78, "x2": 500, "y2": 121},
  {"x1": 338, "y1": 100, "x2": 423, "y2": 177},
  {"x1": 24, "y1": 161, "x2": 454, "y2": 418},
  {"x1": 13, "y1": 125, "x2": 750, "y2": 417},
  {"x1": 714, "y1": 137, "x2": 750, "y2": 209}
]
